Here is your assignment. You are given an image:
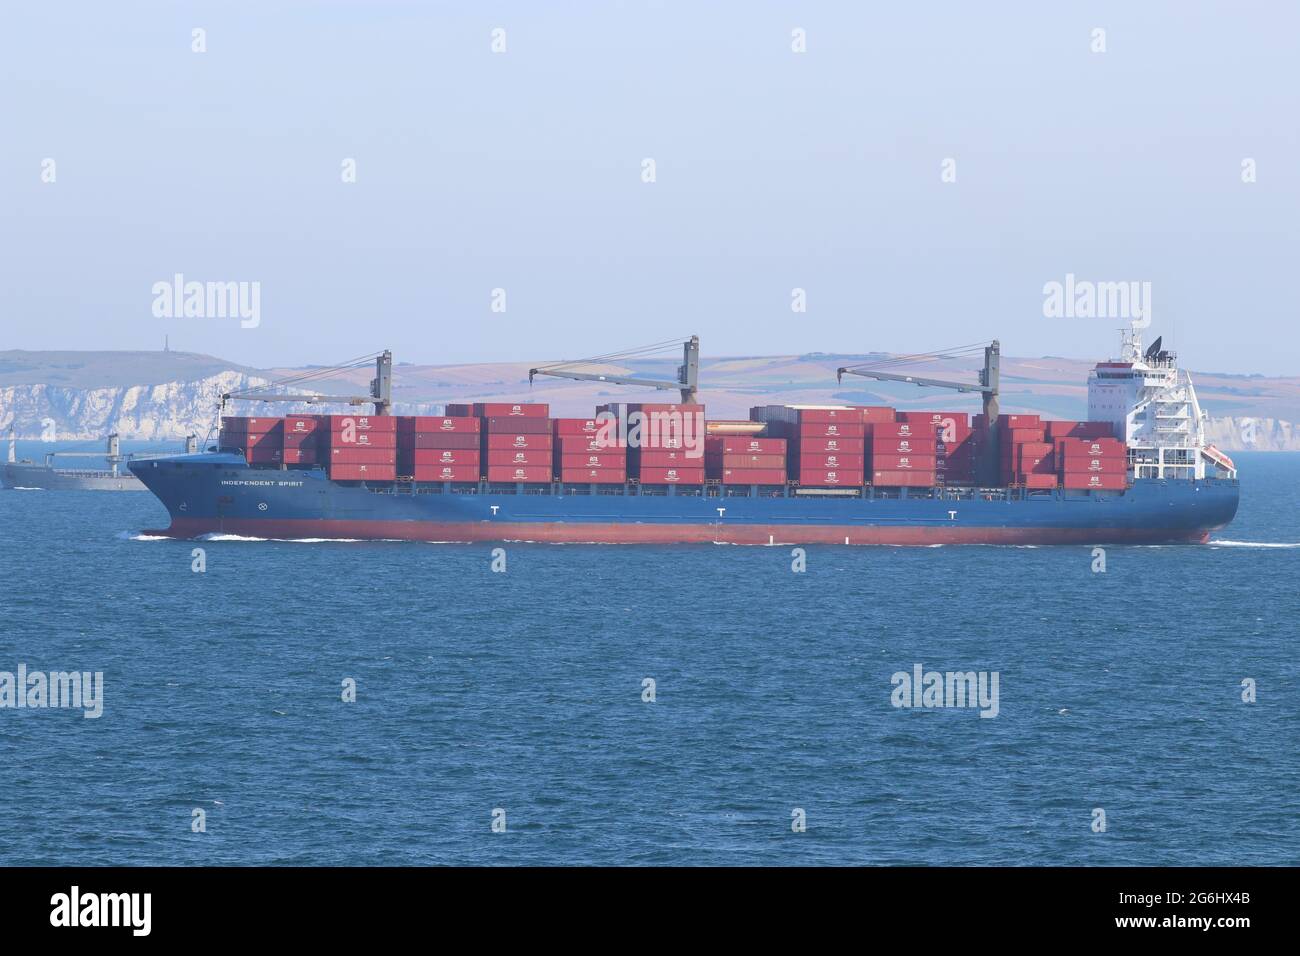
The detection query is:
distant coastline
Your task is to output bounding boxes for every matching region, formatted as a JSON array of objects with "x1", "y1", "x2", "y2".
[{"x1": 1, "y1": 349, "x2": 1297, "y2": 451}]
